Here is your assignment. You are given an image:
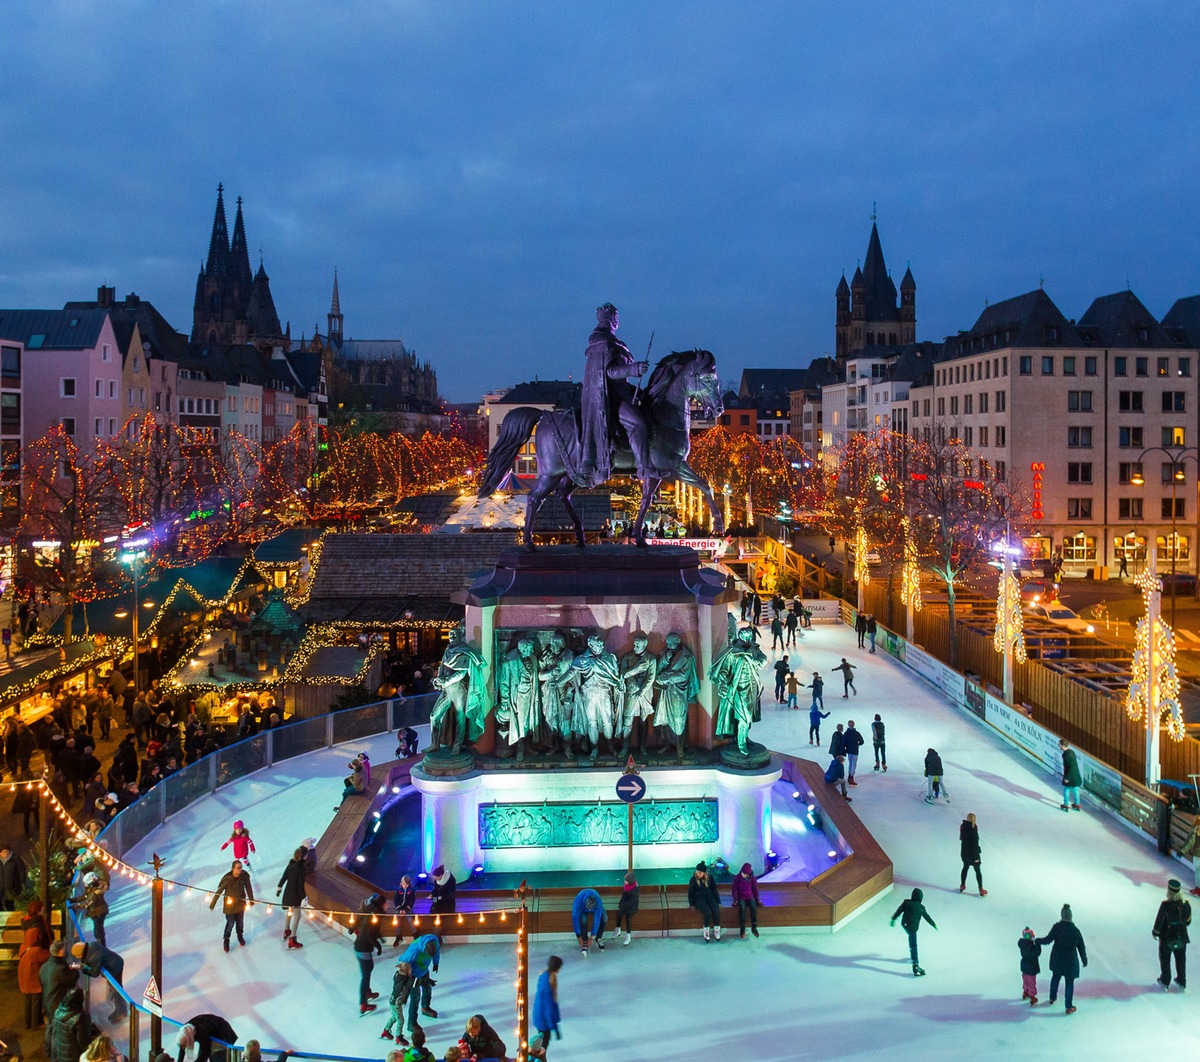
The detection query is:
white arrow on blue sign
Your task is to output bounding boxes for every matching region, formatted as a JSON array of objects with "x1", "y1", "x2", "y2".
[{"x1": 615, "y1": 775, "x2": 647, "y2": 803}]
